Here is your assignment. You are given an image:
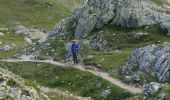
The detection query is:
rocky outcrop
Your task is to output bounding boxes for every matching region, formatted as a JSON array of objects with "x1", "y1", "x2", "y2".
[
  {"x1": 0, "y1": 68, "x2": 48, "y2": 100},
  {"x1": 50, "y1": 0, "x2": 170, "y2": 39},
  {"x1": 50, "y1": 0, "x2": 115, "y2": 39},
  {"x1": 49, "y1": 17, "x2": 76, "y2": 36},
  {"x1": 122, "y1": 42, "x2": 170, "y2": 82},
  {"x1": 113, "y1": 0, "x2": 158, "y2": 27}
]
